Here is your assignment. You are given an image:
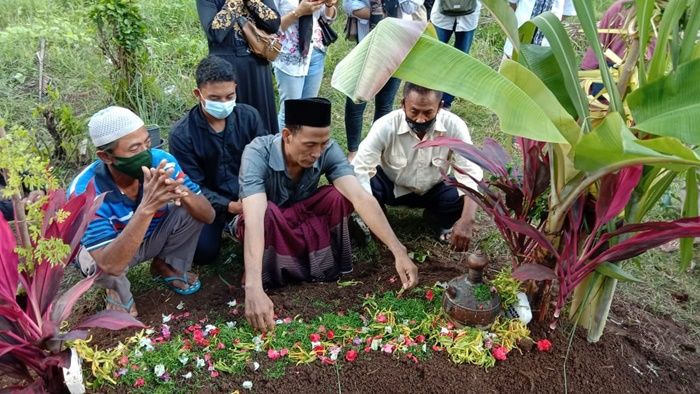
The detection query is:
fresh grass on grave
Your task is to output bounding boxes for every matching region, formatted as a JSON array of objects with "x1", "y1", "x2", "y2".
[{"x1": 72, "y1": 278, "x2": 529, "y2": 390}]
